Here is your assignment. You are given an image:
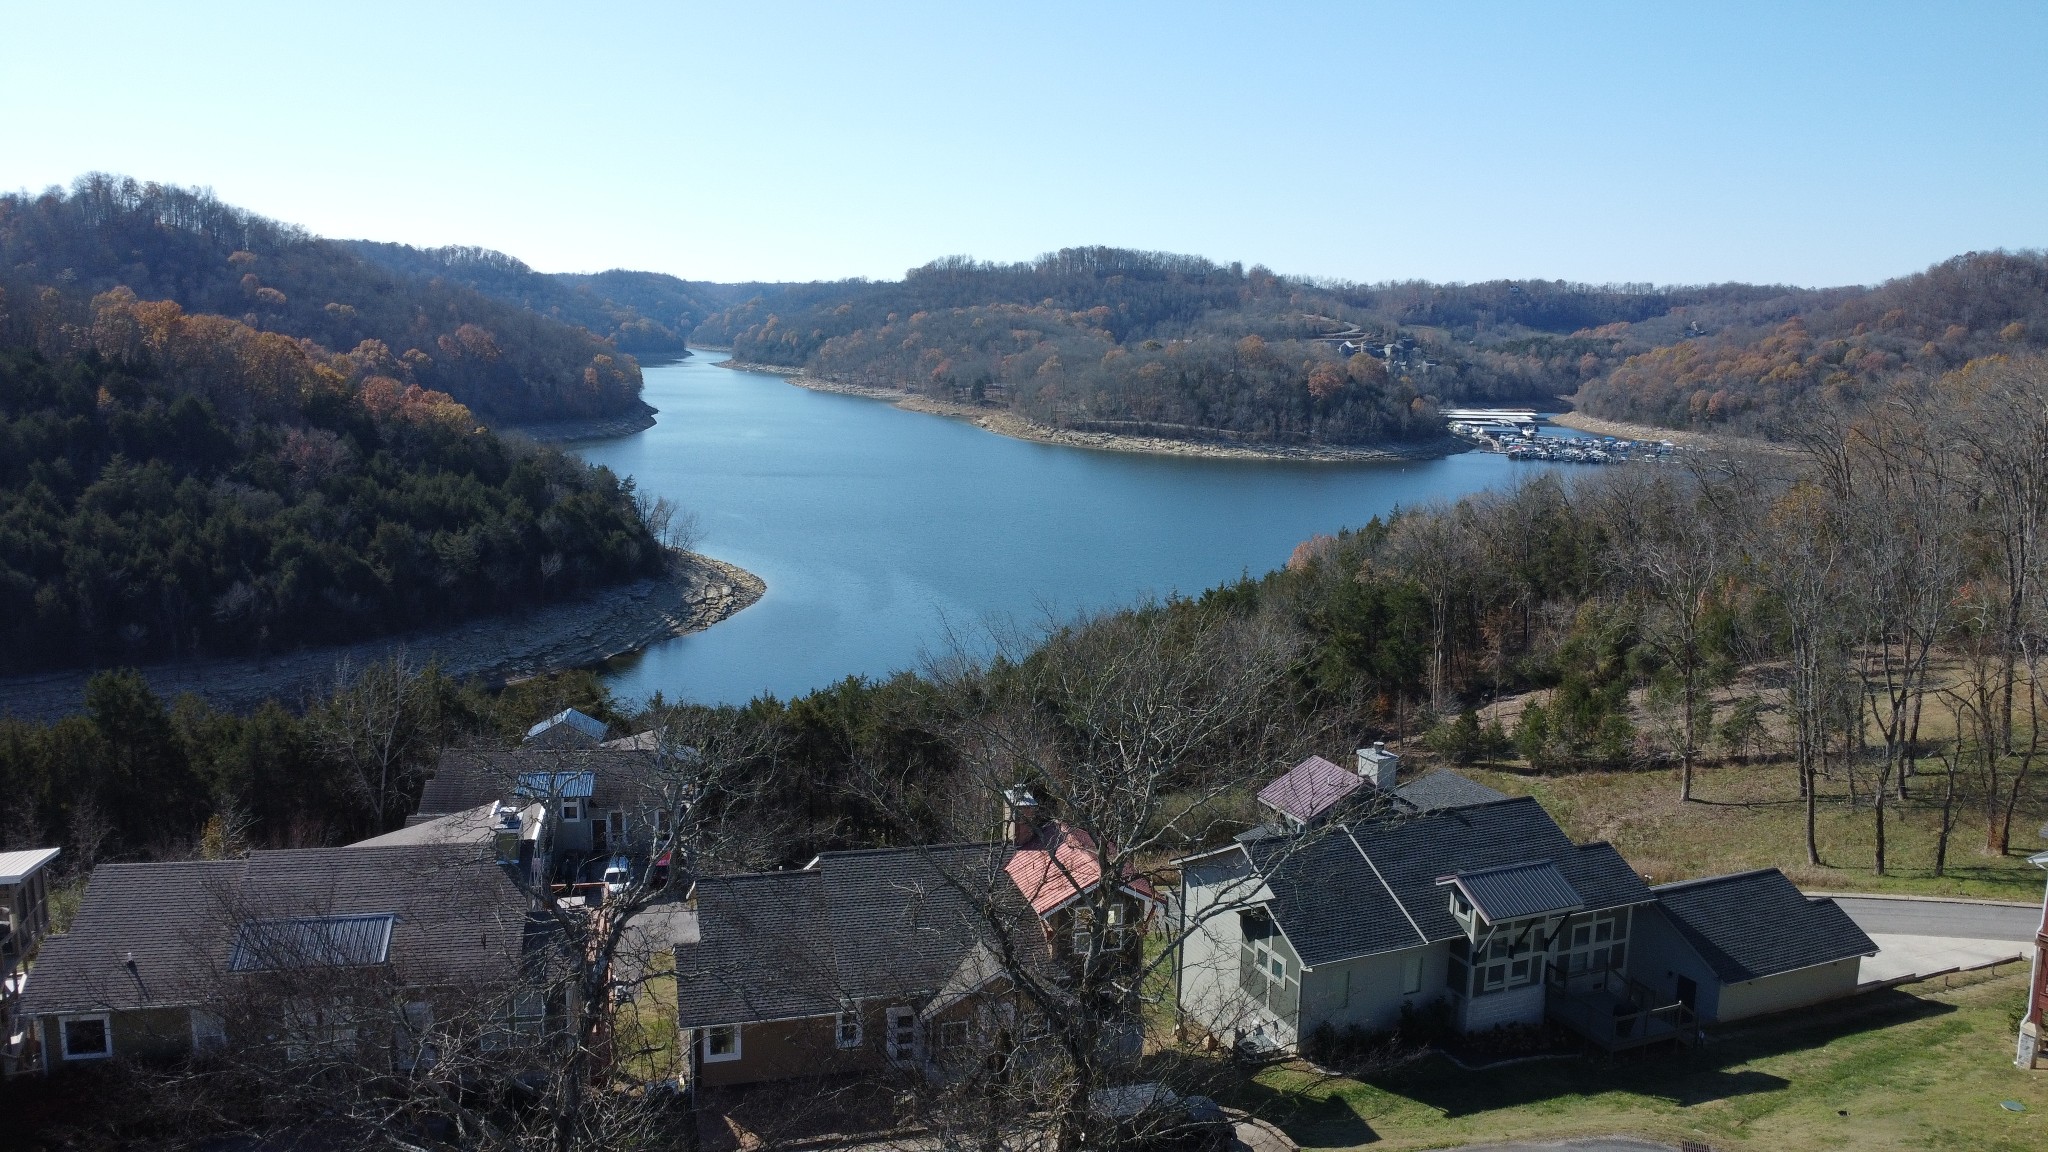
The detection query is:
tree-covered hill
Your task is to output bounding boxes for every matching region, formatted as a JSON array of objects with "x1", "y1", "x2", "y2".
[
  {"x1": 0, "y1": 288, "x2": 664, "y2": 674},
  {"x1": 340, "y1": 241, "x2": 777, "y2": 357},
  {"x1": 1574, "y1": 251, "x2": 2048, "y2": 433},
  {"x1": 690, "y1": 248, "x2": 1789, "y2": 447},
  {"x1": 0, "y1": 175, "x2": 647, "y2": 424}
]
